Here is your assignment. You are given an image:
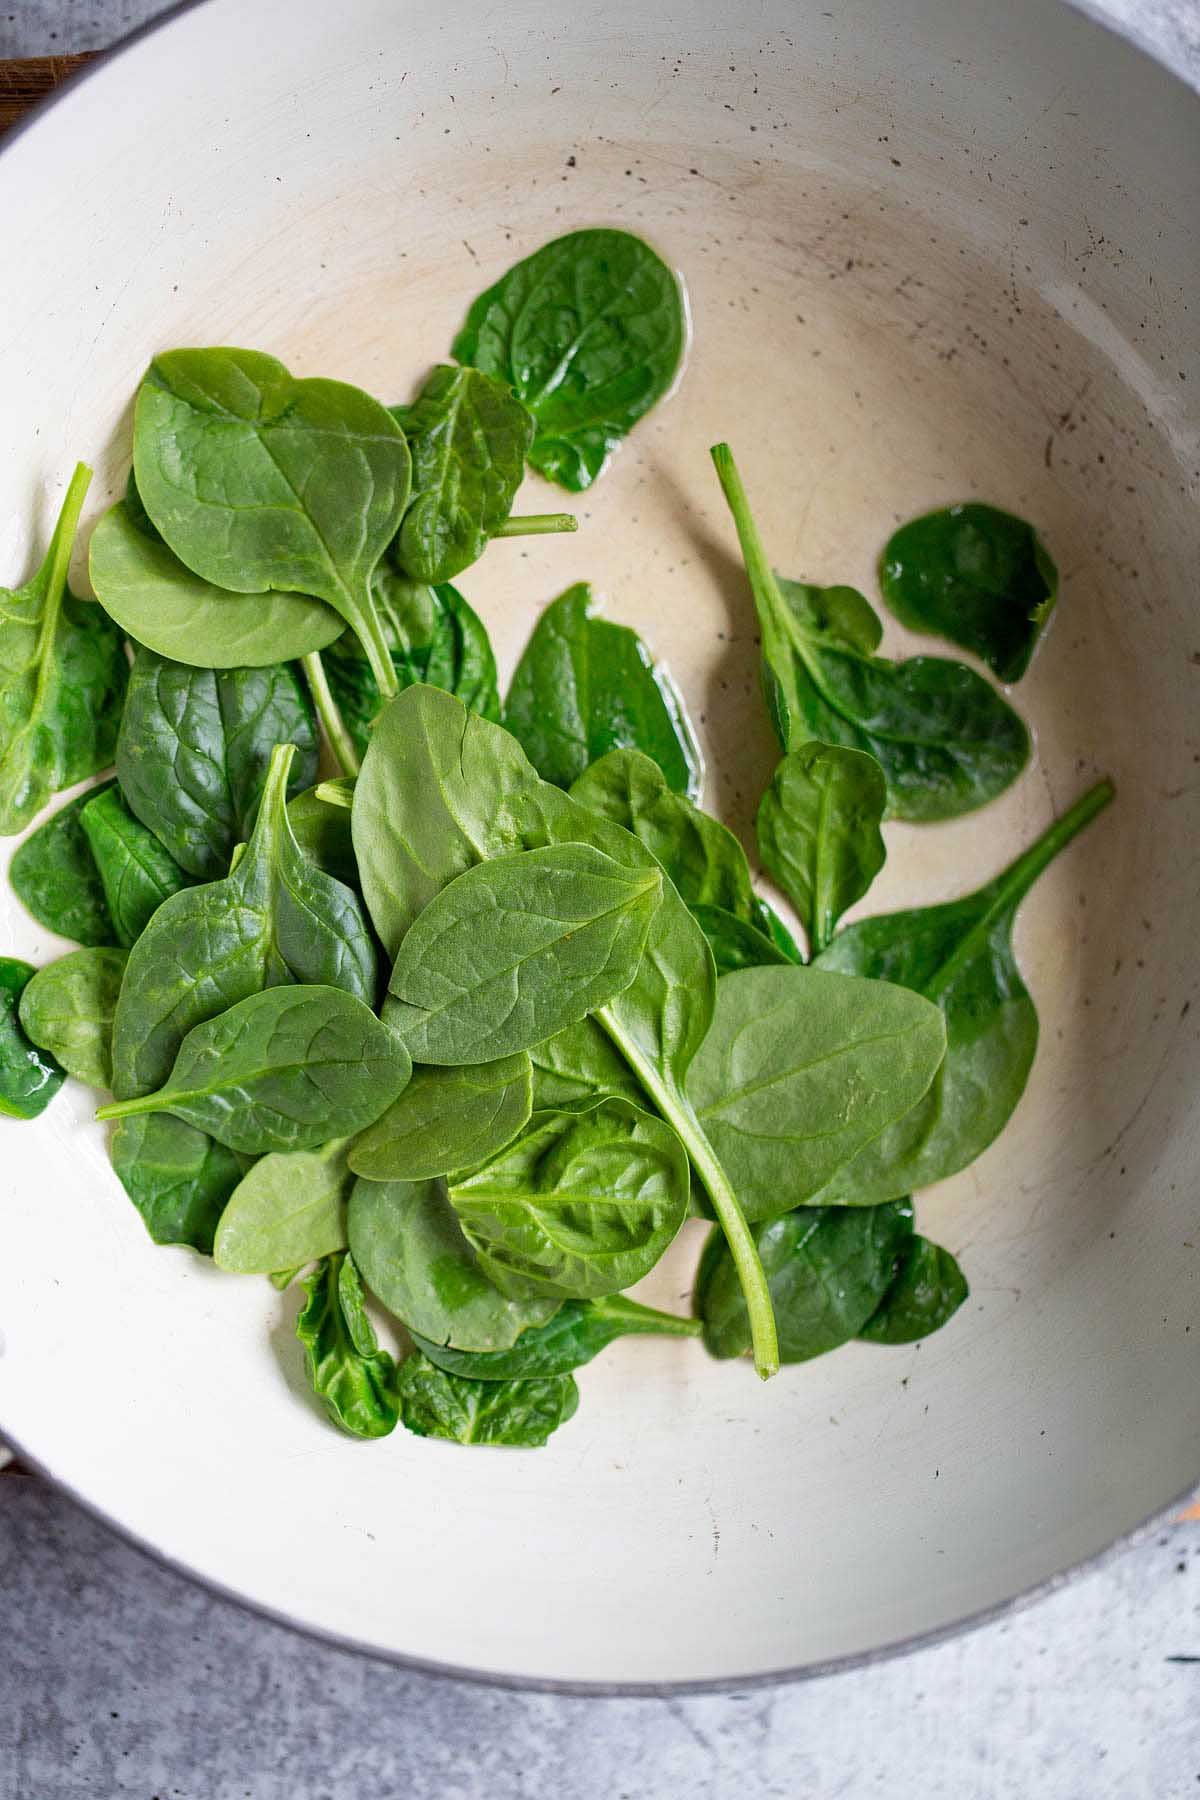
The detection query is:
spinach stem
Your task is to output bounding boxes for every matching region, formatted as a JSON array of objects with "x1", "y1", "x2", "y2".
[
  {"x1": 314, "y1": 779, "x2": 355, "y2": 811},
  {"x1": 596, "y1": 1005, "x2": 780, "y2": 1379},
  {"x1": 493, "y1": 513, "x2": 578, "y2": 539},
  {"x1": 598, "y1": 1295, "x2": 704, "y2": 1337},
  {"x1": 301, "y1": 652, "x2": 360, "y2": 777}
]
